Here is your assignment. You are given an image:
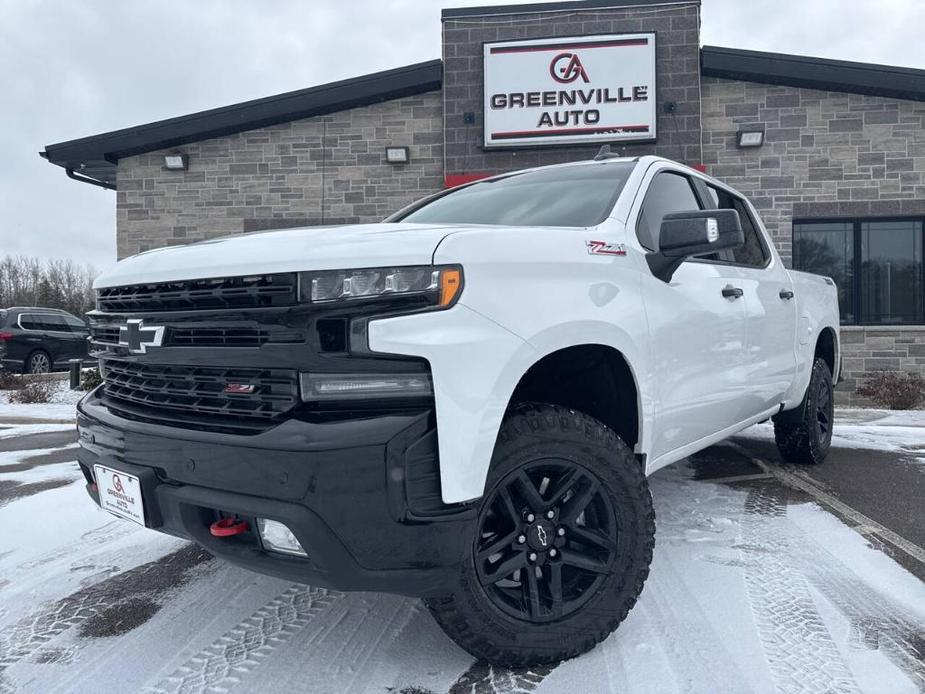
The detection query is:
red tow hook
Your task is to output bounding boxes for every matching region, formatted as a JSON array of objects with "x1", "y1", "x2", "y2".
[{"x1": 210, "y1": 517, "x2": 249, "y2": 537}]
